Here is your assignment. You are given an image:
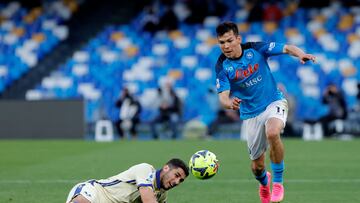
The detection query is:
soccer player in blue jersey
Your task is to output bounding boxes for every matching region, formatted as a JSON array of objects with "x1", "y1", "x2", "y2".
[{"x1": 215, "y1": 21, "x2": 316, "y2": 203}]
